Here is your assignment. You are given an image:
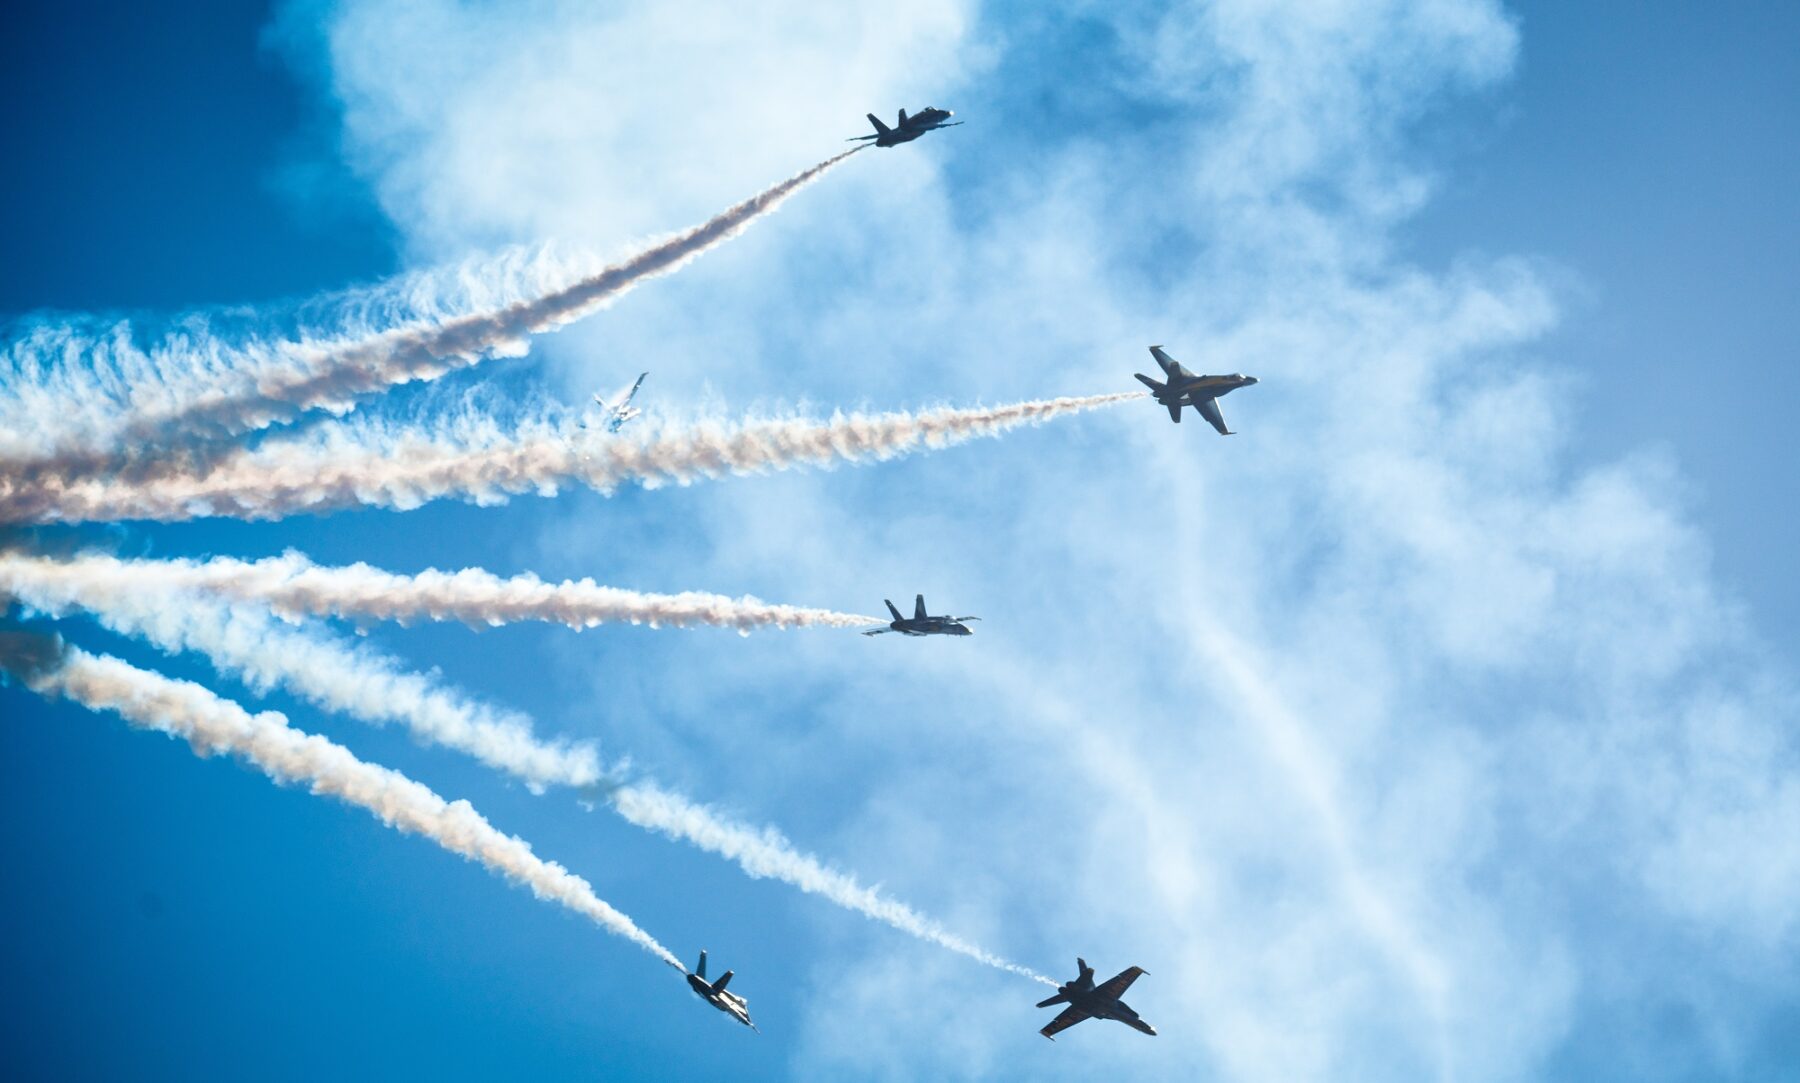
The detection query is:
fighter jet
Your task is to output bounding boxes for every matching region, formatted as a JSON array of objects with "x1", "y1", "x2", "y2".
[
  {"x1": 862, "y1": 594, "x2": 978, "y2": 637},
  {"x1": 1134, "y1": 346, "x2": 1258, "y2": 434},
  {"x1": 685, "y1": 950, "x2": 757, "y2": 1032},
  {"x1": 1036, "y1": 958, "x2": 1157, "y2": 1041},
  {"x1": 847, "y1": 107, "x2": 961, "y2": 148},
  {"x1": 592, "y1": 372, "x2": 648, "y2": 433}
]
